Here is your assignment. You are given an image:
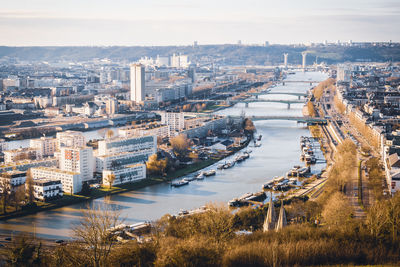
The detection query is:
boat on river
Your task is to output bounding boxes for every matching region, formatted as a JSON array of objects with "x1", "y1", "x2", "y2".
[
  {"x1": 196, "y1": 172, "x2": 205, "y2": 180},
  {"x1": 204, "y1": 170, "x2": 216, "y2": 177},
  {"x1": 228, "y1": 191, "x2": 266, "y2": 207},
  {"x1": 223, "y1": 161, "x2": 235, "y2": 169},
  {"x1": 183, "y1": 176, "x2": 196, "y2": 182},
  {"x1": 171, "y1": 180, "x2": 189, "y2": 187}
]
